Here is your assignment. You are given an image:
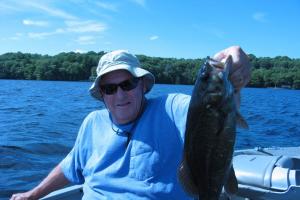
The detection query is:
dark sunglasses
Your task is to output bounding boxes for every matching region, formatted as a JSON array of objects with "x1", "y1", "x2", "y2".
[{"x1": 100, "y1": 77, "x2": 140, "y2": 95}]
